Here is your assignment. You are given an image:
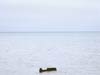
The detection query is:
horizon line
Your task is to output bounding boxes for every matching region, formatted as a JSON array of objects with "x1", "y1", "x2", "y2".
[{"x1": 0, "y1": 31, "x2": 100, "y2": 33}]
